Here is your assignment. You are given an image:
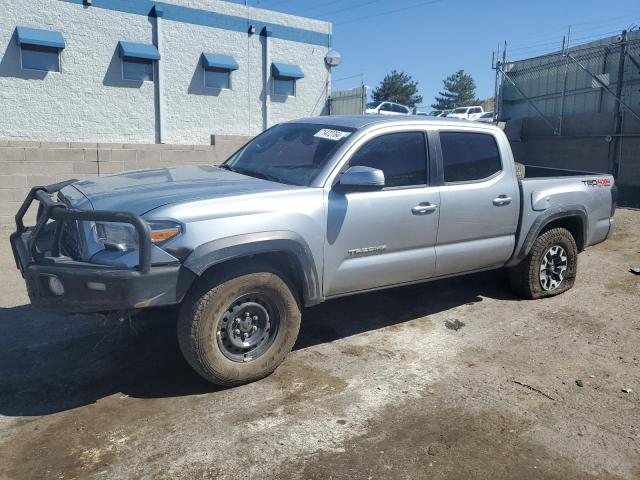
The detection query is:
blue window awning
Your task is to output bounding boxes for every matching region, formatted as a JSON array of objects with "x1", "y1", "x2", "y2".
[
  {"x1": 272, "y1": 63, "x2": 304, "y2": 79},
  {"x1": 16, "y1": 27, "x2": 65, "y2": 49},
  {"x1": 118, "y1": 41, "x2": 160, "y2": 61},
  {"x1": 202, "y1": 53, "x2": 239, "y2": 71}
]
